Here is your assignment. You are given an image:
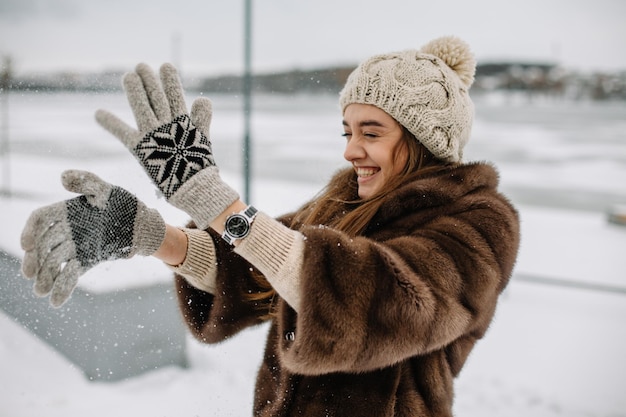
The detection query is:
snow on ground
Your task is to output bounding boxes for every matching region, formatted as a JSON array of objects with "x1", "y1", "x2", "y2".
[{"x1": 1, "y1": 92, "x2": 625, "y2": 416}]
